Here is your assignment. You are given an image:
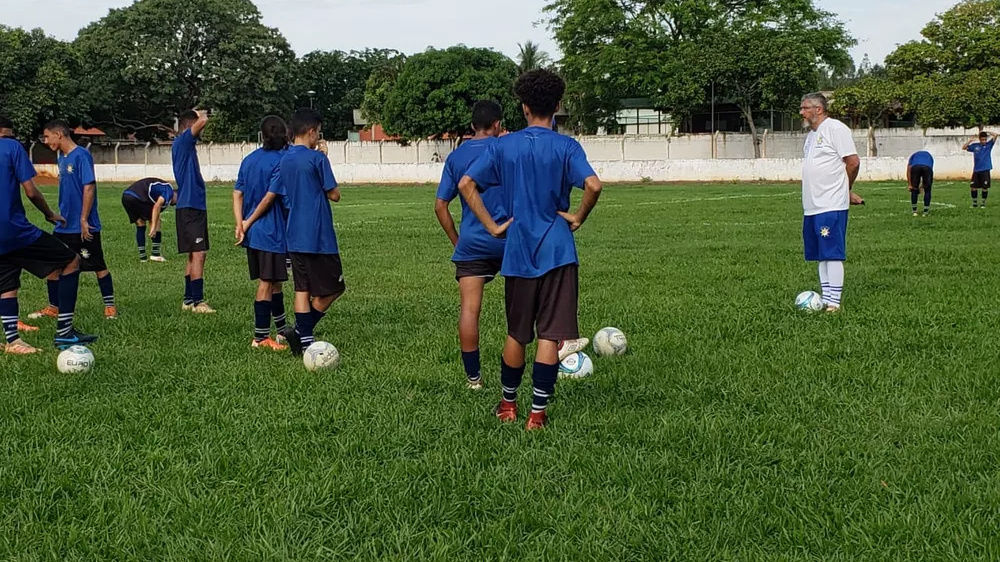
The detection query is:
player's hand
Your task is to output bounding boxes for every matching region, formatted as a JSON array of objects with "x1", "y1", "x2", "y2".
[
  {"x1": 558, "y1": 211, "x2": 583, "y2": 232},
  {"x1": 46, "y1": 213, "x2": 67, "y2": 227},
  {"x1": 235, "y1": 224, "x2": 245, "y2": 245},
  {"x1": 80, "y1": 220, "x2": 94, "y2": 242},
  {"x1": 488, "y1": 218, "x2": 513, "y2": 238},
  {"x1": 849, "y1": 192, "x2": 865, "y2": 206}
]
